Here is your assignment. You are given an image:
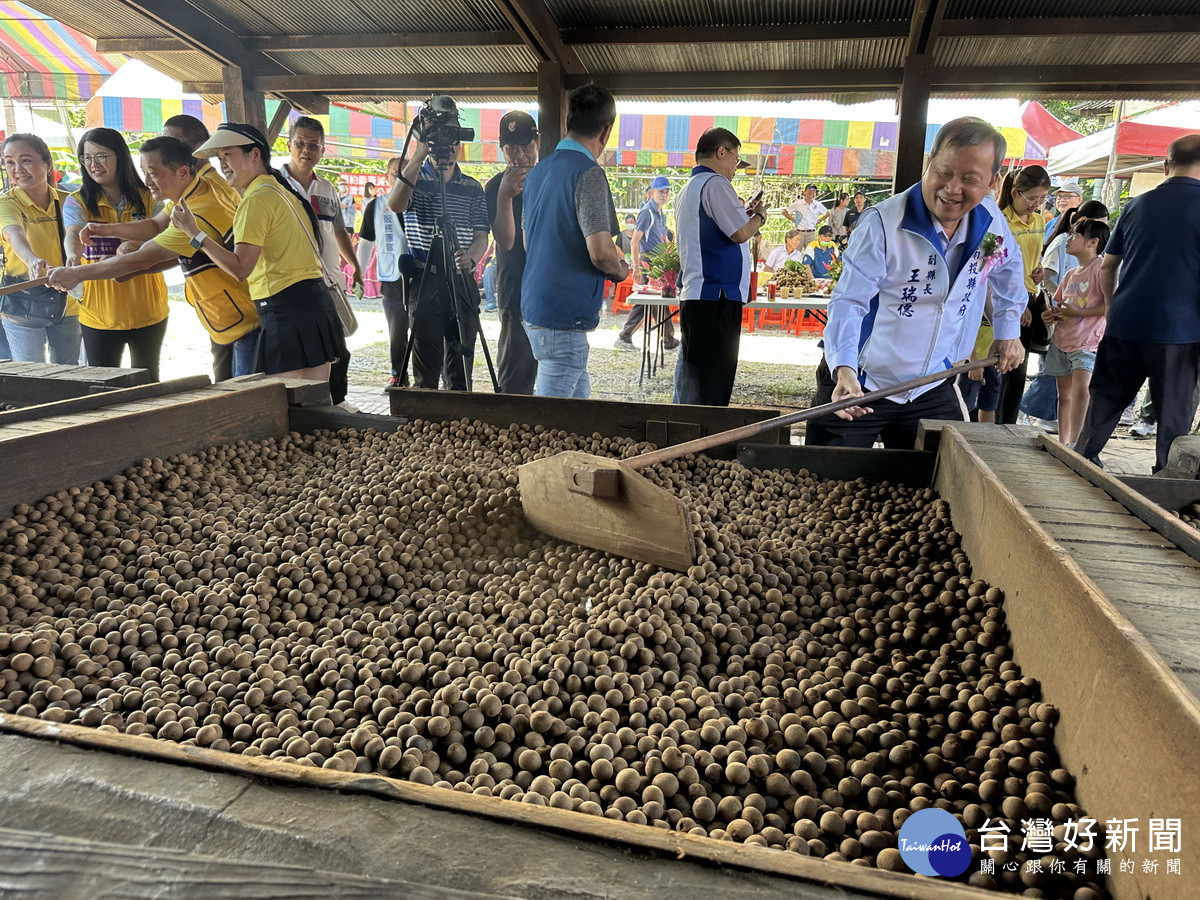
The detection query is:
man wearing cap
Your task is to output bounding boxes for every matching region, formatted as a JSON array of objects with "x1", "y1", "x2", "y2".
[
  {"x1": 802, "y1": 226, "x2": 840, "y2": 278},
  {"x1": 673, "y1": 127, "x2": 766, "y2": 406},
  {"x1": 614, "y1": 175, "x2": 677, "y2": 352},
  {"x1": 522, "y1": 84, "x2": 628, "y2": 398},
  {"x1": 1044, "y1": 182, "x2": 1083, "y2": 240},
  {"x1": 388, "y1": 105, "x2": 490, "y2": 392},
  {"x1": 484, "y1": 110, "x2": 539, "y2": 395},
  {"x1": 843, "y1": 189, "x2": 870, "y2": 236},
  {"x1": 783, "y1": 183, "x2": 827, "y2": 247}
]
